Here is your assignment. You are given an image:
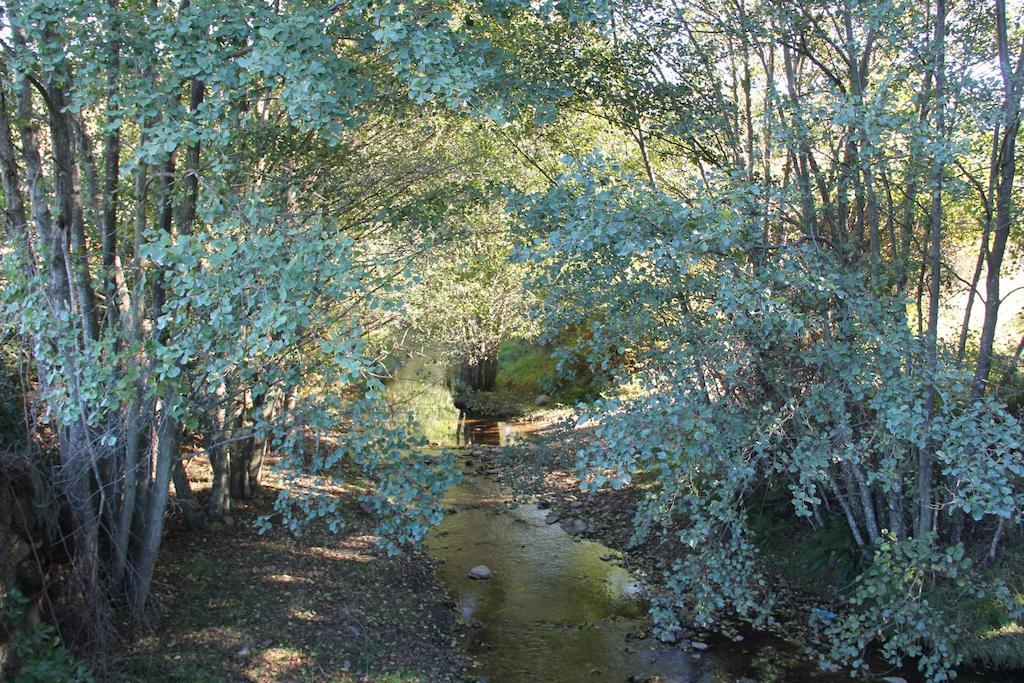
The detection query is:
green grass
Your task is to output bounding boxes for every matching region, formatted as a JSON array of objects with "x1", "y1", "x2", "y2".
[
  {"x1": 489, "y1": 340, "x2": 603, "y2": 409},
  {"x1": 960, "y1": 622, "x2": 1024, "y2": 671},
  {"x1": 957, "y1": 547, "x2": 1024, "y2": 671},
  {"x1": 494, "y1": 342, "x2": 557, "y2": 398}
]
